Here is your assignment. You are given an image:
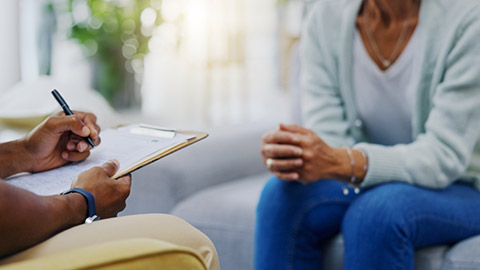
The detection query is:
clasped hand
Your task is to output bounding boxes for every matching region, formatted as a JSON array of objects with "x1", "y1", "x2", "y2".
[{"x1": 261, "y1": 124, "x2": 343, "y2": 184}]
